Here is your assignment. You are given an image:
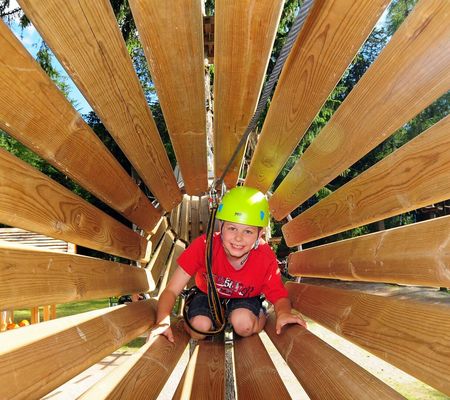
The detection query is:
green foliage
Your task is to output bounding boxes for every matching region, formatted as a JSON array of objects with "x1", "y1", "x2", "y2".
[{"x1": 385, "y1": 0, "x2": 418, "y2": 37}]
